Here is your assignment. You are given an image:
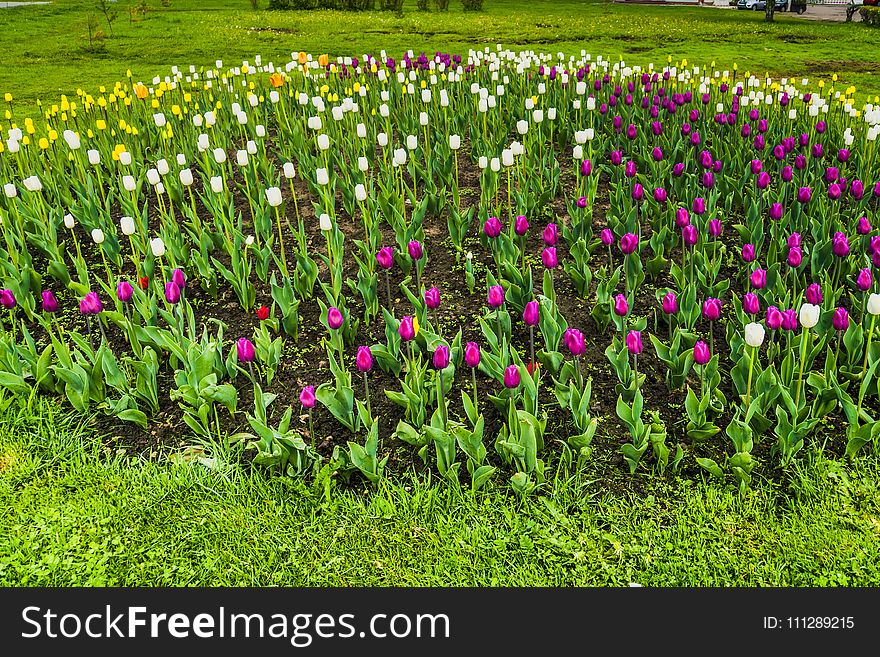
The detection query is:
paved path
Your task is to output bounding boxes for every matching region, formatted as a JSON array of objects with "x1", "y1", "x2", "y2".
[{"x1": 713, "y1": 2, "x2": 857, "y2": 22}]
